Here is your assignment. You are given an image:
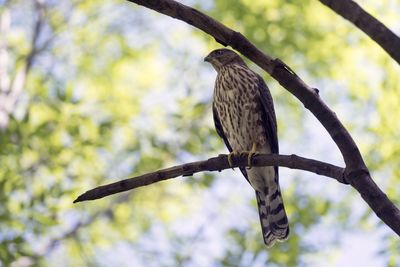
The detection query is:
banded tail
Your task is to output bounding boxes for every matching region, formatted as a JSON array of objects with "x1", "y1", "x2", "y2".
[{"x1": 255, "y1": 186, "x2": 289, "y2": 247}]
